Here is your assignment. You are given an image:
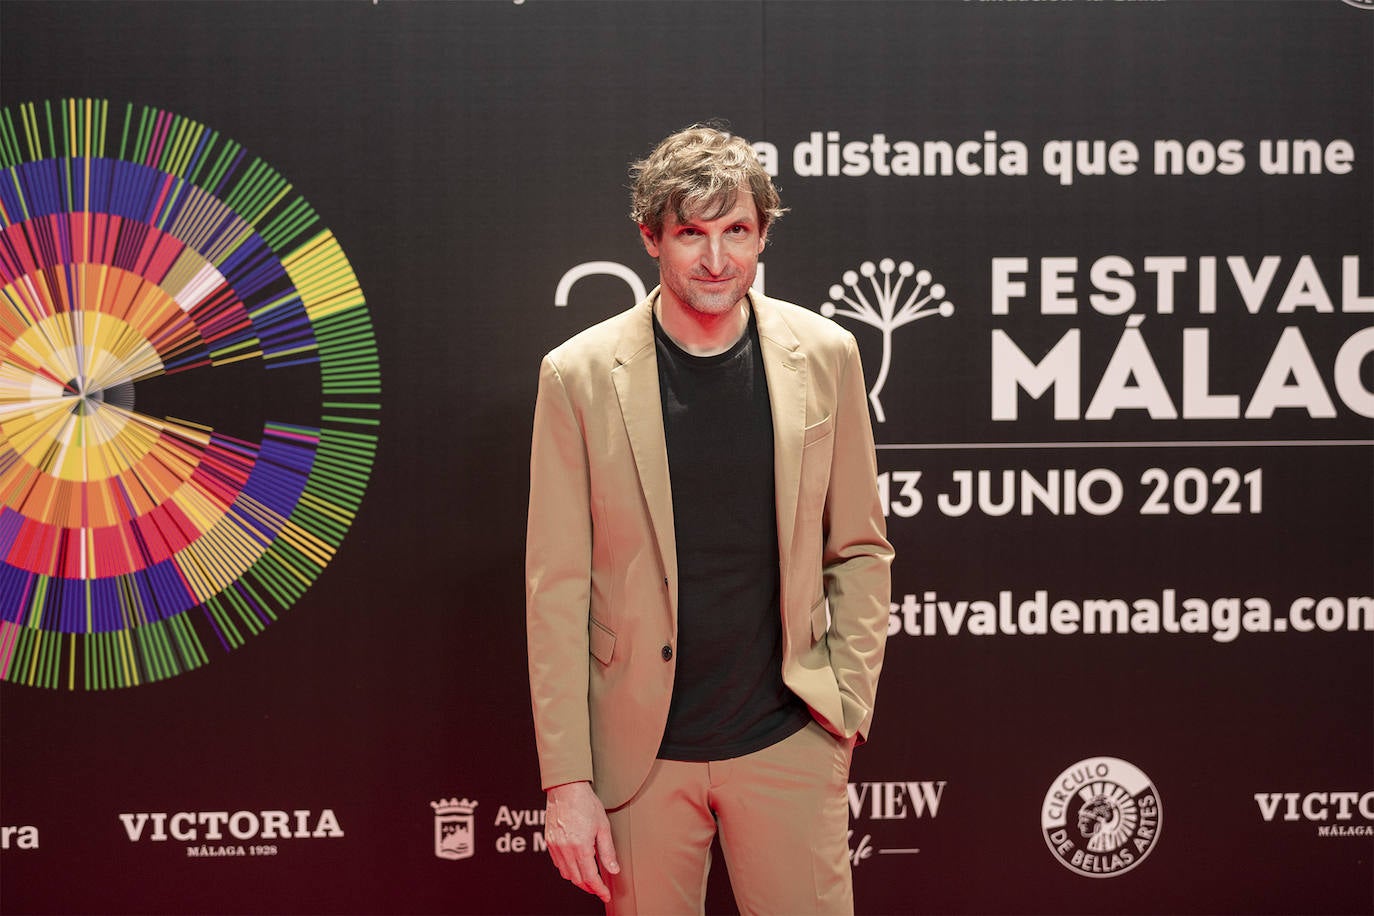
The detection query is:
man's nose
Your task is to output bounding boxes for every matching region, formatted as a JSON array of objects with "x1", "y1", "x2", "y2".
[{"x1": 701, "y1": 237, "x2": 727, "y2": 275}]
